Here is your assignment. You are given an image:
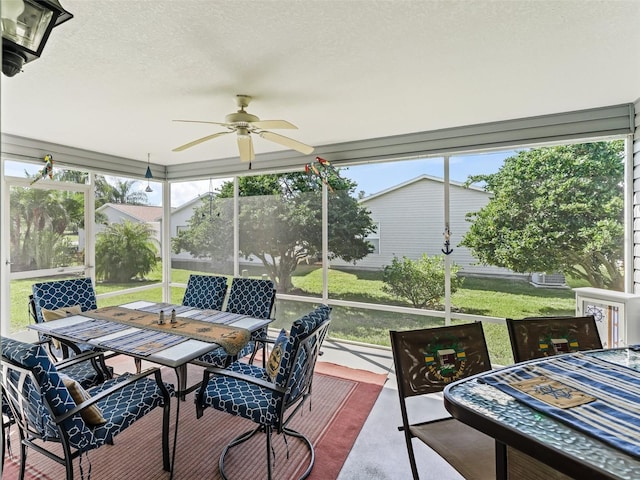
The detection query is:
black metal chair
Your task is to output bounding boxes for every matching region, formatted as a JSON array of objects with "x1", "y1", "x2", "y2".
[
  {"x1": 1, "y1": 345, "x2": 112, "y2": 474},
  {"x1": 506, "y1": 315, "x2": 603, "y2": 363},
  {"x1": 1, "y1": 337, "x2": 174, "y2": 480},
  {"x1": 195, "y1": 304, "x2": 331, "y2": 480},
  {"x1": 390, "y1": 322, "x2": 499, "y2": 480}
]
